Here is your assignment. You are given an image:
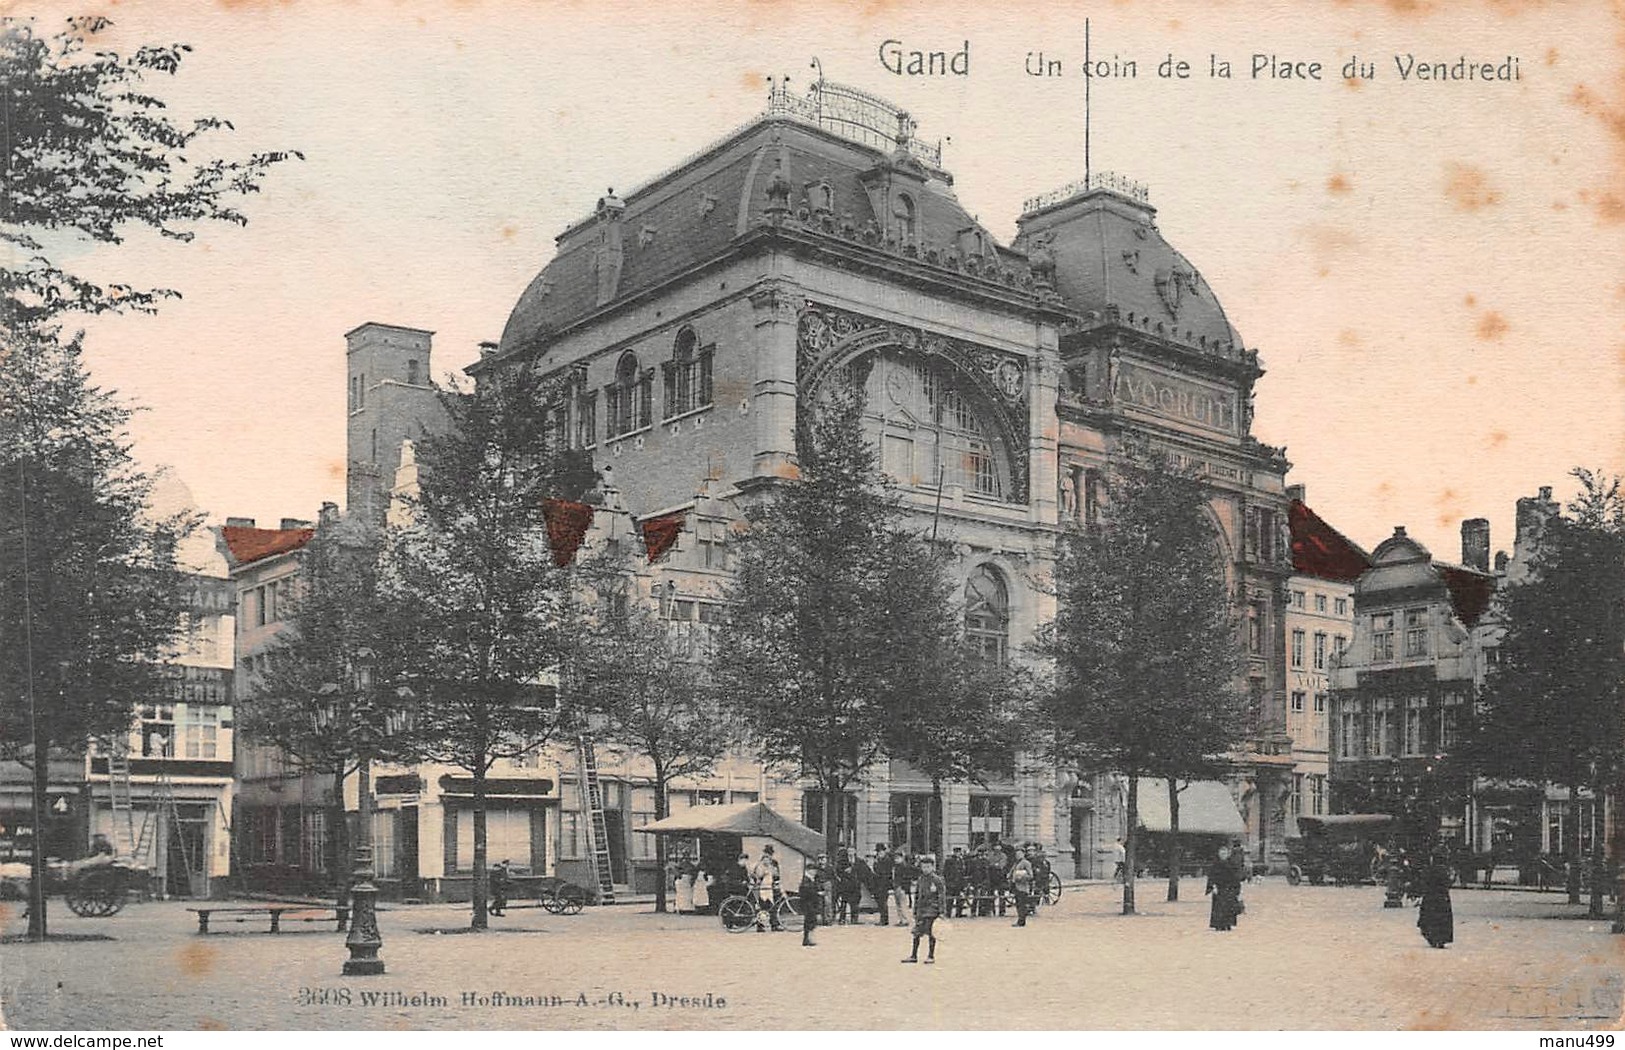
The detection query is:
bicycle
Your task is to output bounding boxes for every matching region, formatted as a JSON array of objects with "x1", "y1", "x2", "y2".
[{"x1": 717, "y1": 890, "x2": 801, "y2": 933}]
